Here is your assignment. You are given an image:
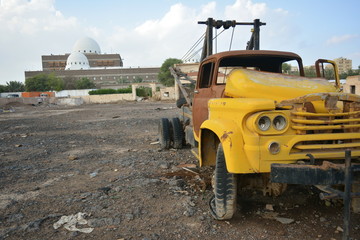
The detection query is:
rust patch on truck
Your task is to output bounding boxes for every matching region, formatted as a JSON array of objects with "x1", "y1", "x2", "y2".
[{"x1": 221, "y1": 131, "x2": 233, "y2": 148}]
